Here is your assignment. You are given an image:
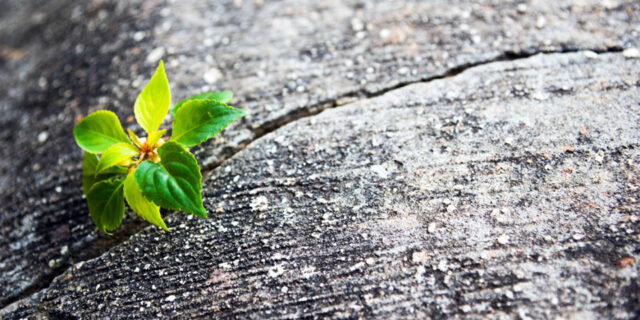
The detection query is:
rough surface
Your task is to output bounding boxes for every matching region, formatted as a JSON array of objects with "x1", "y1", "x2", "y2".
[
  {"x1": 5, "y1": 52, "x2": 640, "y2": 318},
  {"x1": 1, "y1": 0, "x2": 639, "y2": 317}
]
